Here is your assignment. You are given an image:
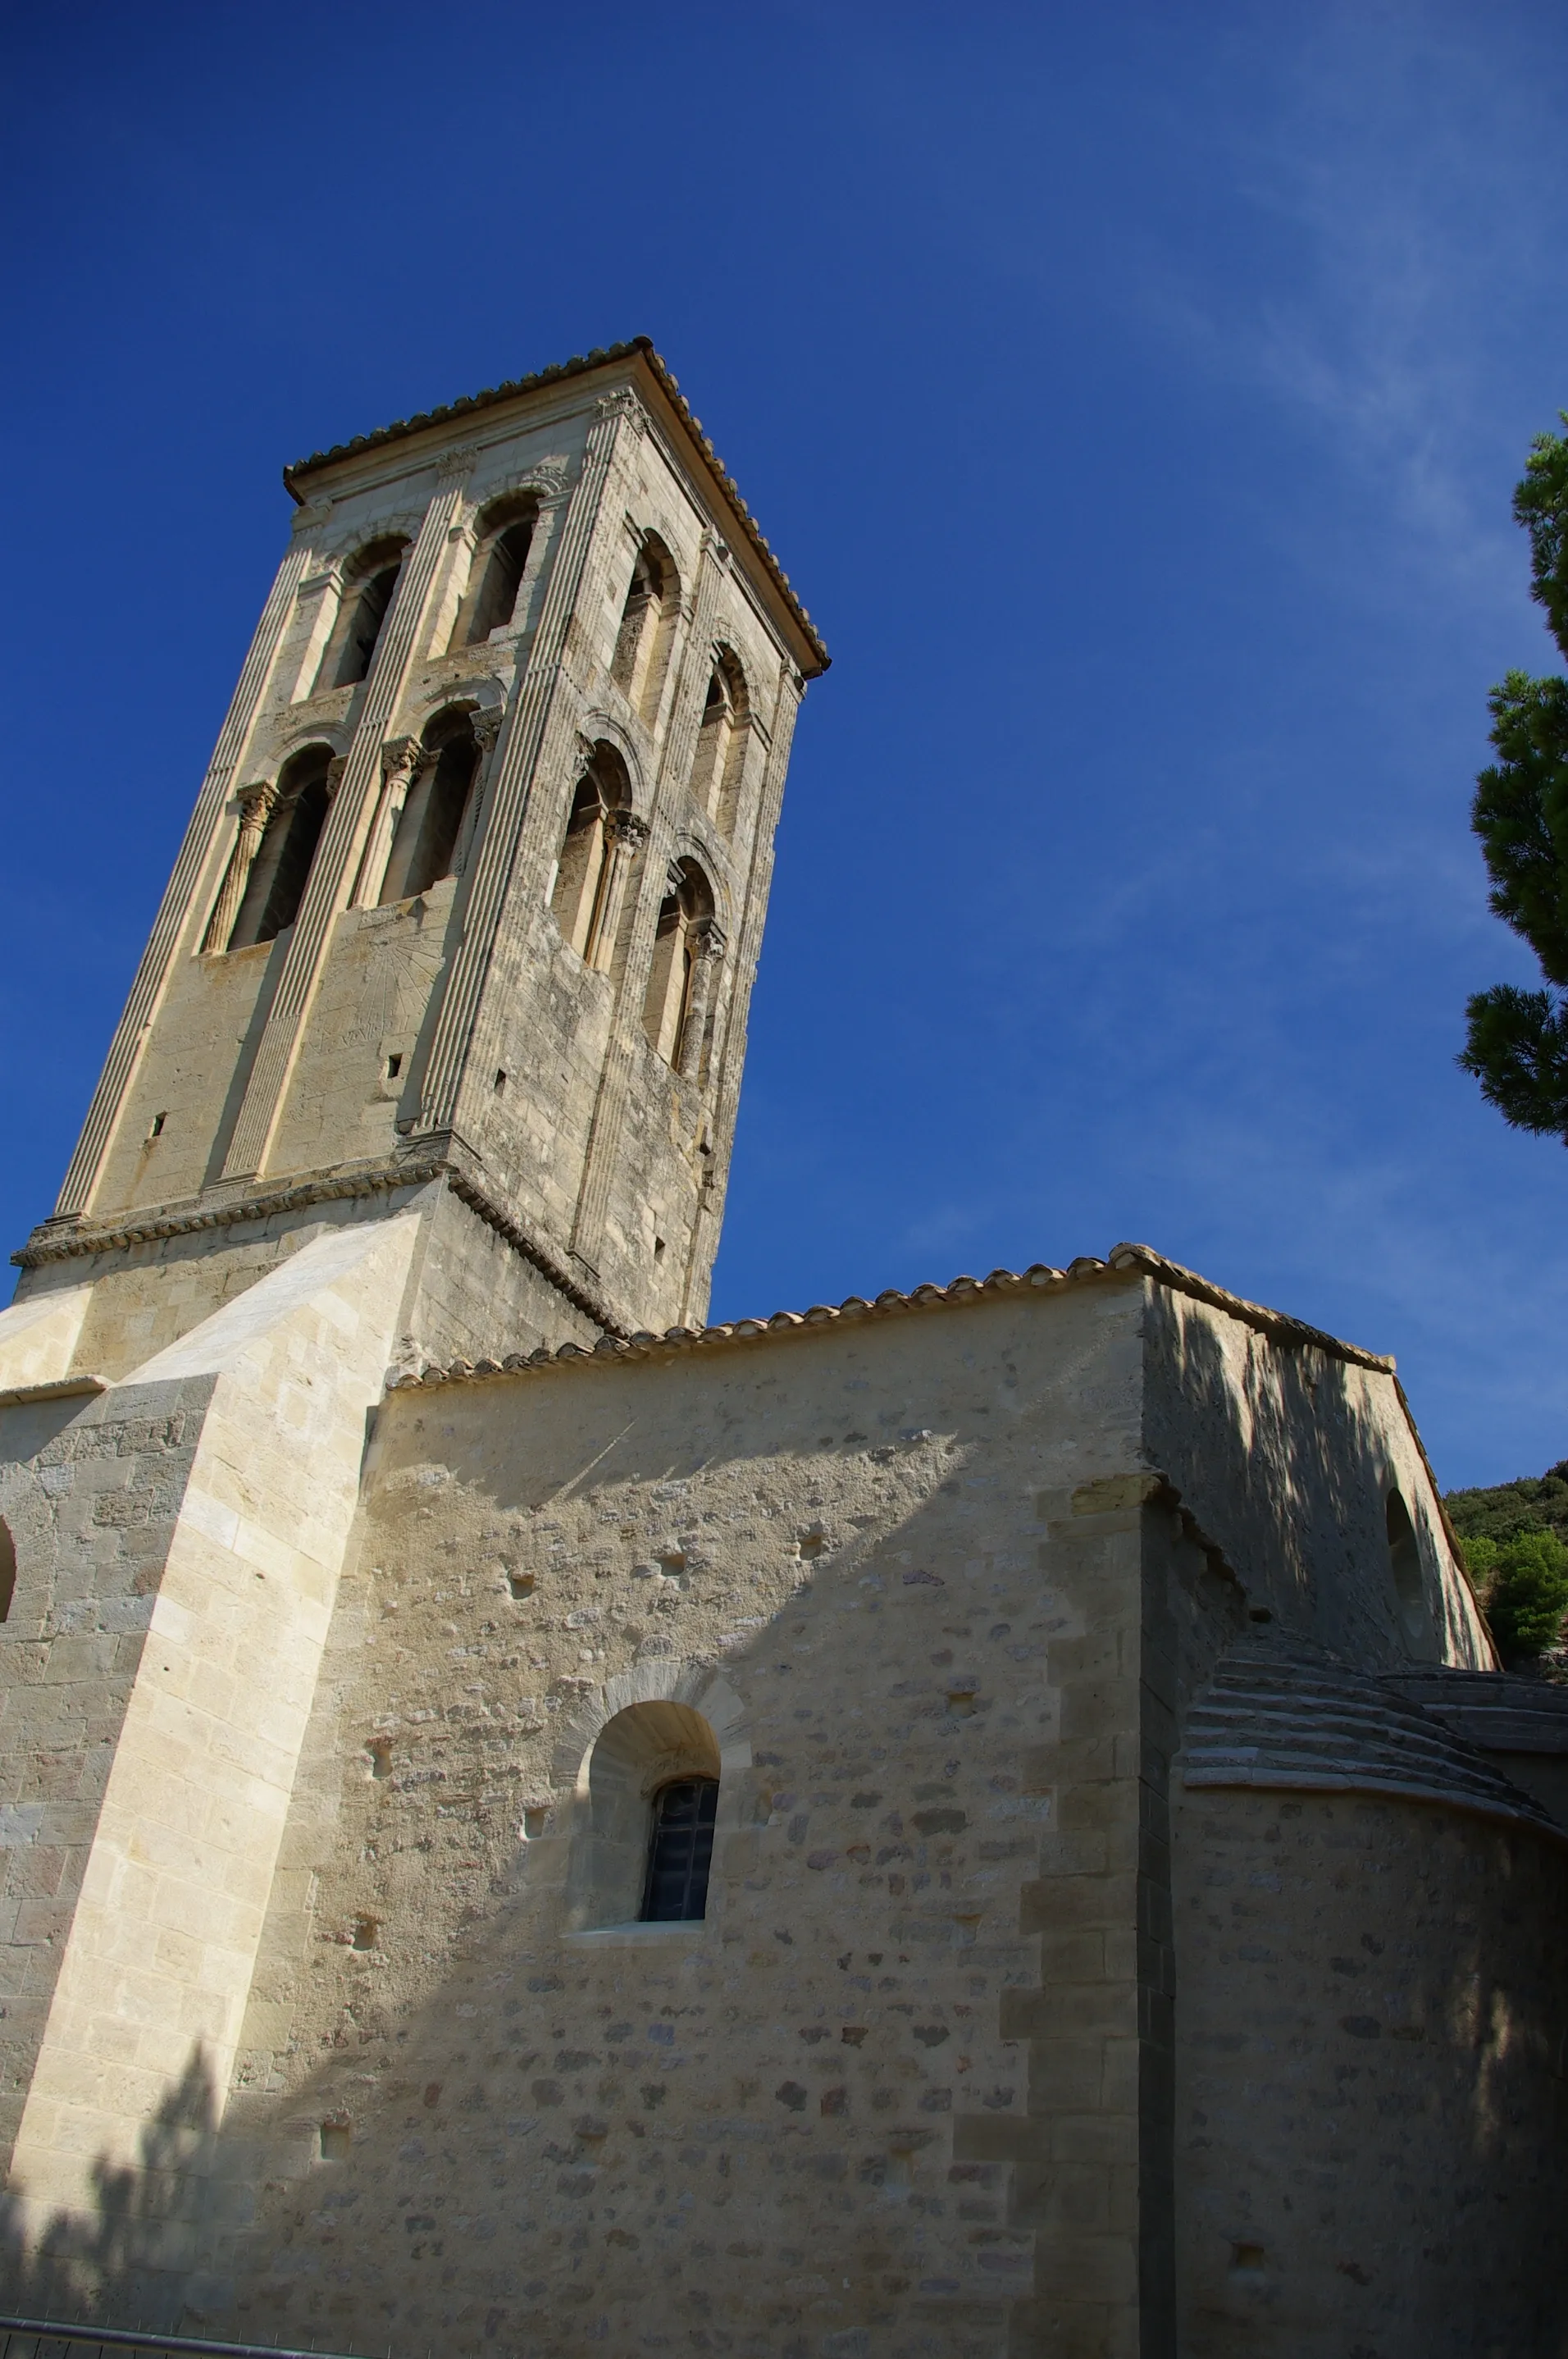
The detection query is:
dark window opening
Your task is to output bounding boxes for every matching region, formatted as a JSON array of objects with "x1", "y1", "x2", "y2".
[
  {"x1": 1387, "y1": 1490, "x2": 1434, "y2": 1658},
  {"x1": 385, "y1": 1054, "x2": 402, "y2": 1079},
  {"x1": 466, "y1": 518, "x2": 534, "y2": 644},
  {"x1": 640, "y1": 1775, "x2": 718, "y2": 1923},
  {"x1": 494, "y1": 1068, "x2": 507, "y2": 1092},
  {"x1": 335, "y1": 561, "x2": 402, "y2": 687},
  {"x1": 229, "y1": 749, "x2": 333, "y2": 948},
  {"x1": 381, "y1": 719, "x2": 481, "y2": 902},
  {"x1": 0, "y1": 1521, "x2": 14, "y2": 1624},
  {"x1": 148, "y1": 1112, "x2": 166, "y2": 1138}
]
